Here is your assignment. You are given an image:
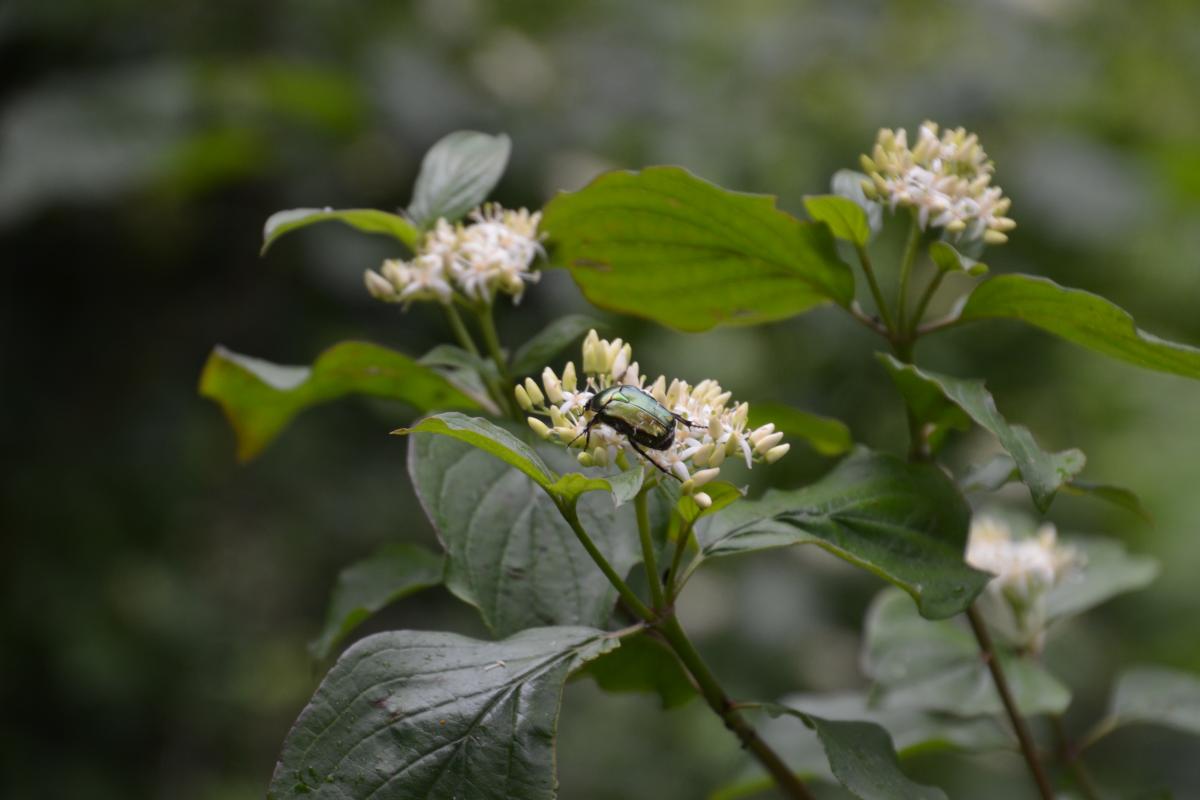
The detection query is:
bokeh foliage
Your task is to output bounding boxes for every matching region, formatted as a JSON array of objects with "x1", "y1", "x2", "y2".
[{"x1": 4, "y1": 1, "x2": 1200, "y2": 798}]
